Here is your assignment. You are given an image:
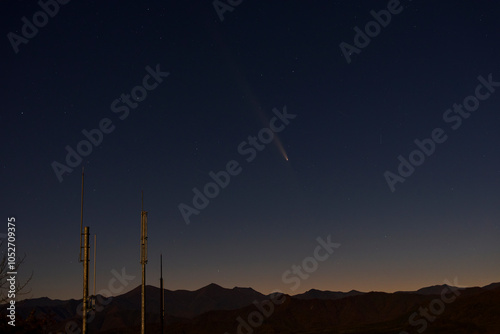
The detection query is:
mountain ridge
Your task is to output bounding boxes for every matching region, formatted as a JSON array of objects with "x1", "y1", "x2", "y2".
[{"x1": 3, "y1": 282, "x2": 499, "y2": 333}]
